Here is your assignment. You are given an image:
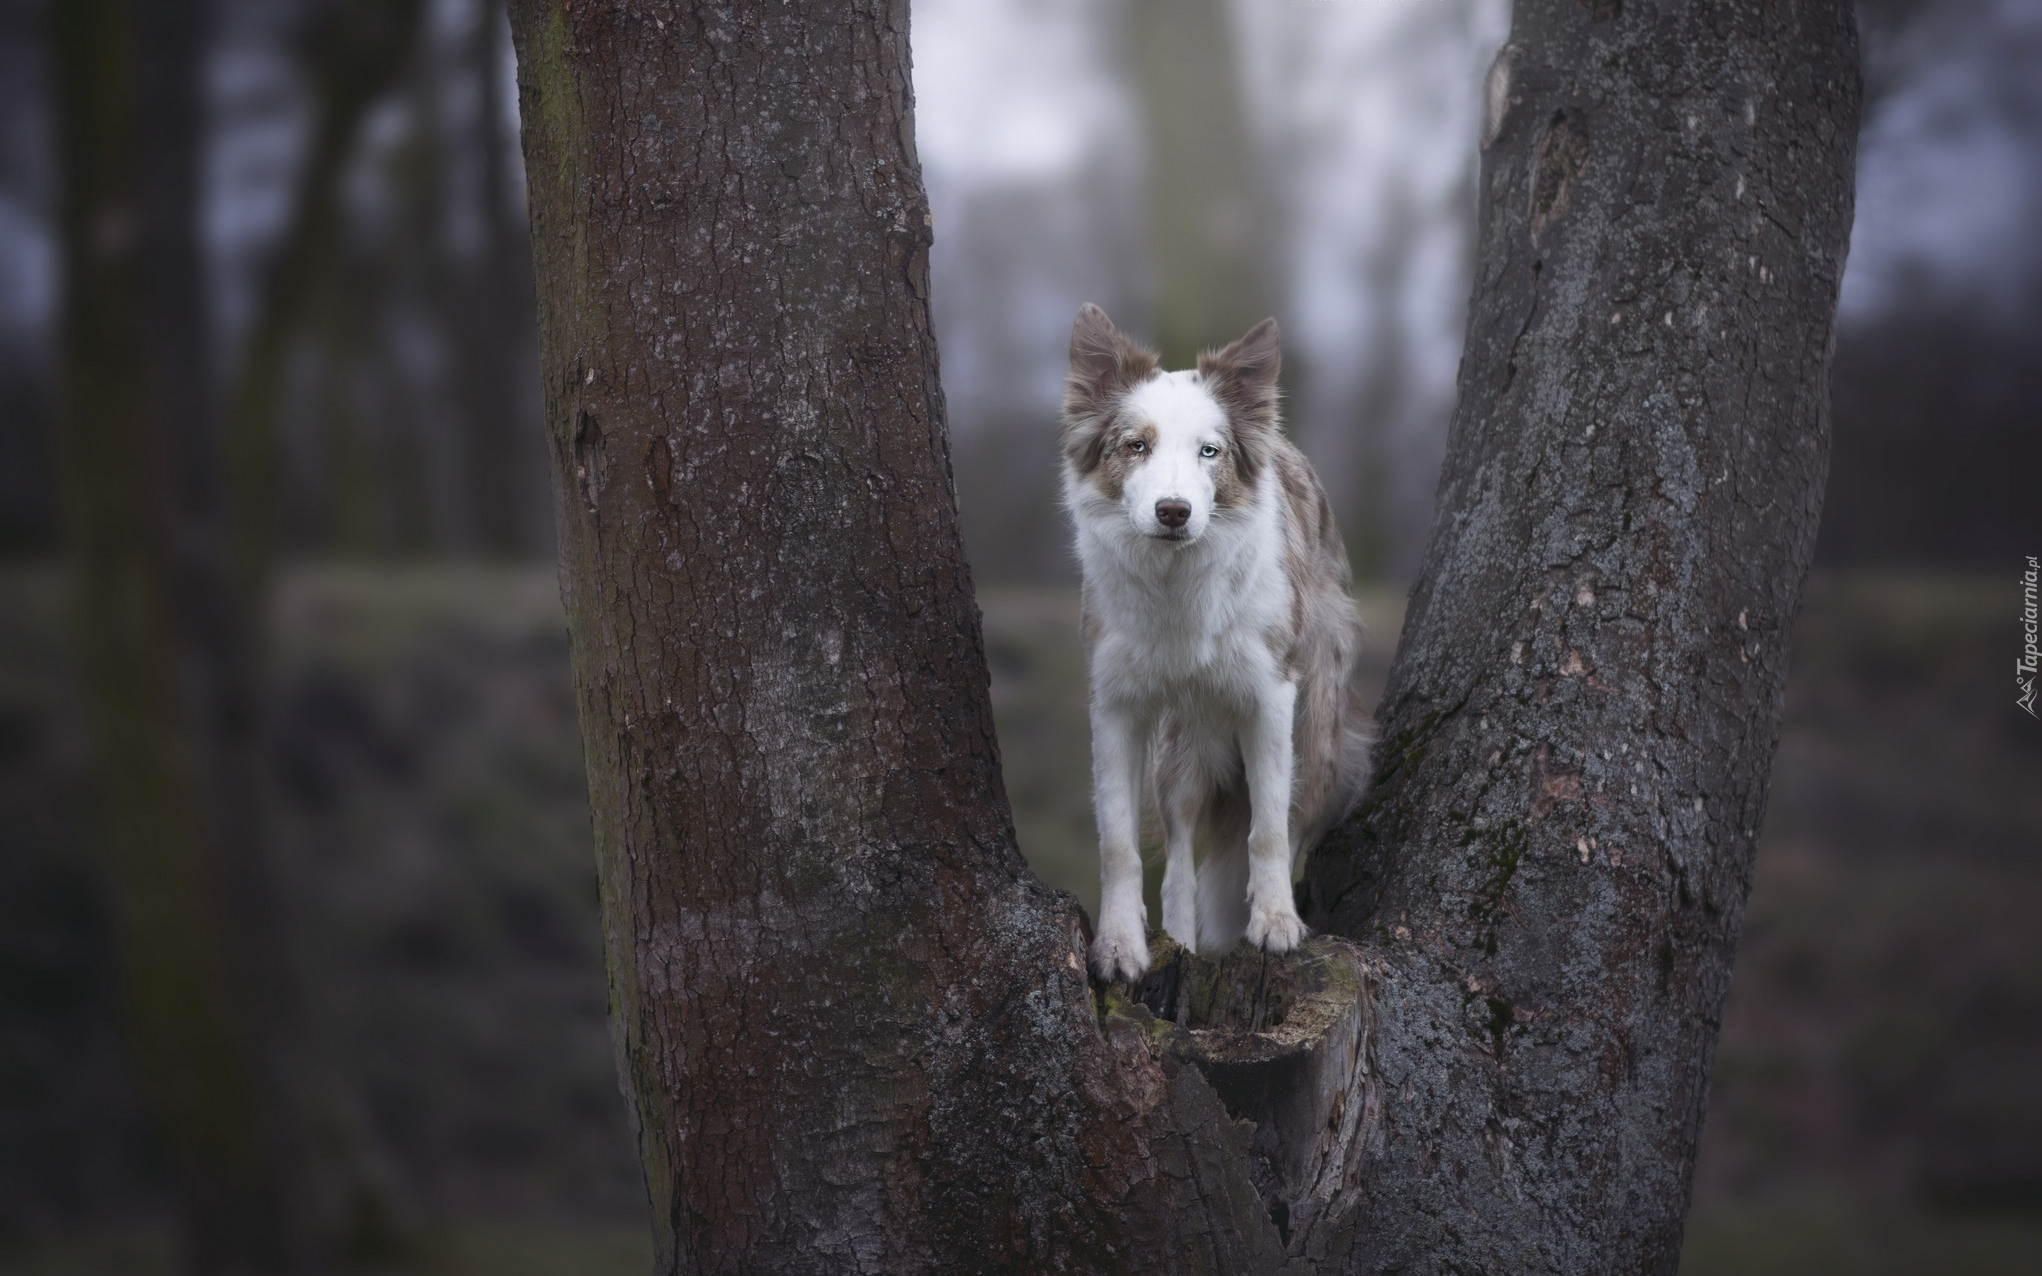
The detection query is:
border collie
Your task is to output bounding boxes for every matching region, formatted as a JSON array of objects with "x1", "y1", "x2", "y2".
[{"x1": 1060, "y1": 305, "x2": 1374, "y2": 982}]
